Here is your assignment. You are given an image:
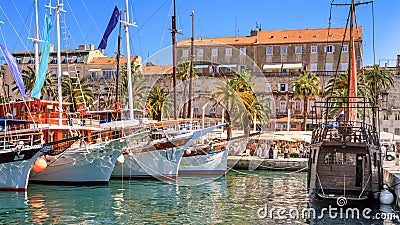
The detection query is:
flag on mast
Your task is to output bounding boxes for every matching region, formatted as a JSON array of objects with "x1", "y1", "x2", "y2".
[
  {"x1": 32, "y1": 13, "x2": 52, "y2": 99},
  {"x1": 0, "y1": 44, "x2": 30, "y2": 98},
  {"x1": 98, "y1": 6, "x2": 120, "y2": 50}
]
